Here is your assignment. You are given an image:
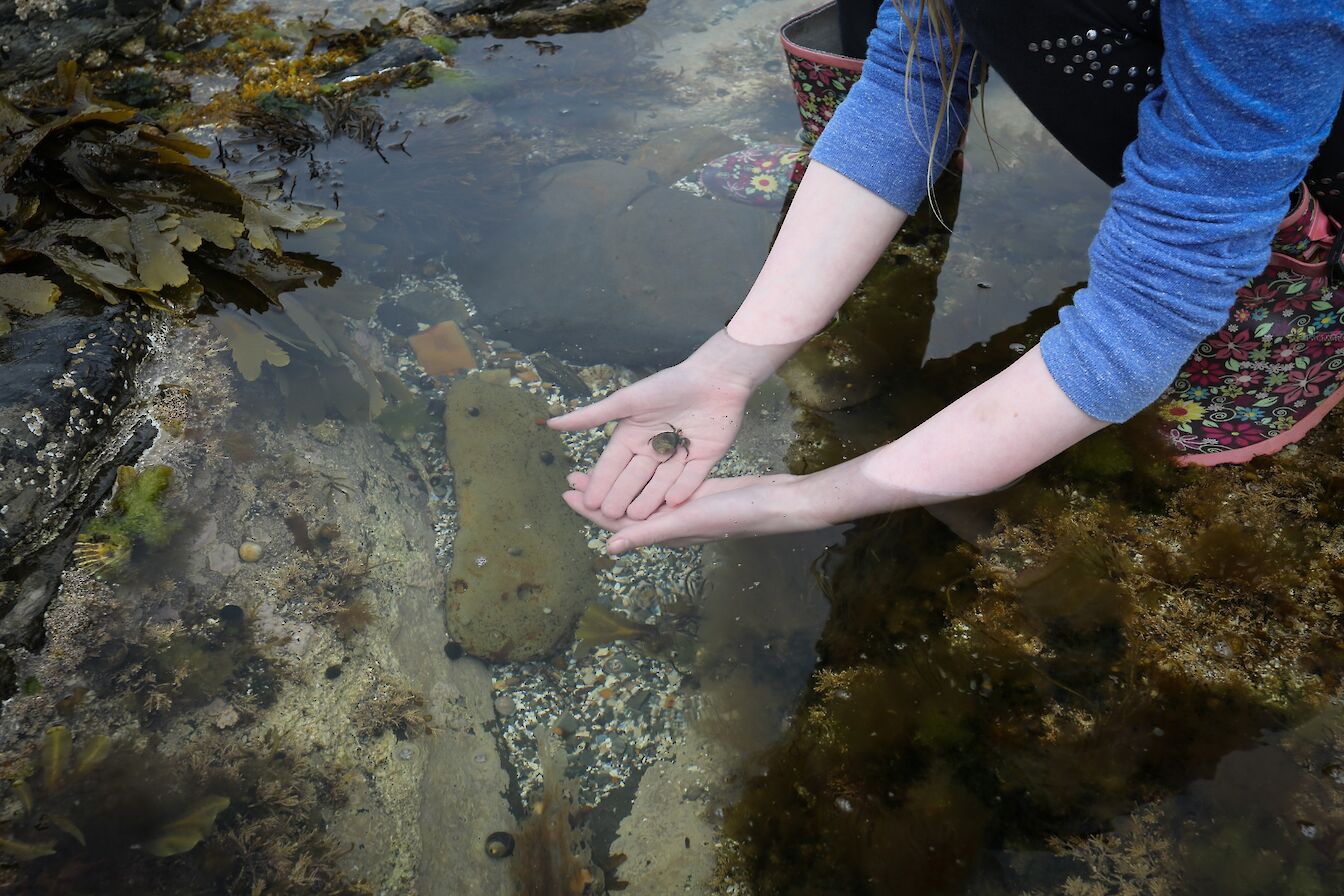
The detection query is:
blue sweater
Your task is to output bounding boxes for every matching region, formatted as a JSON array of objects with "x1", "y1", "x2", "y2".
[{"x1": 810, "y1": 0, "x2": 1344, "y2": 422}]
